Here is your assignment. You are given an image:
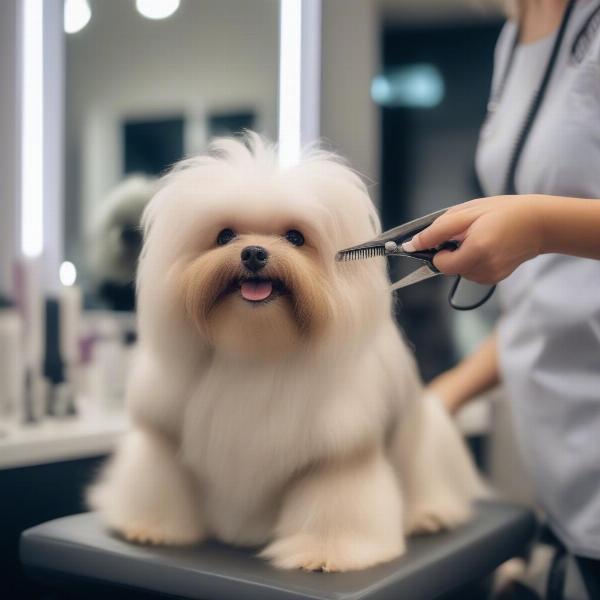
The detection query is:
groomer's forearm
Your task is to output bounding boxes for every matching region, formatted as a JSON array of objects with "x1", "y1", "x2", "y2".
[
  {"x1": 540, "y1": 196, "x2": 600, "y2": 260},
  {"x1": 428, "y1": 332, "x2": 500, "y2": 413}
]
